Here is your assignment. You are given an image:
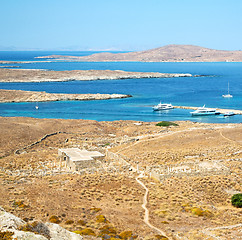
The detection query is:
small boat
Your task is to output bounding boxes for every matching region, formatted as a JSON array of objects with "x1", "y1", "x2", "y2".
[
  {"x1": 35, "y1": 106, "x2": 39, "y2": 110},
  {"x1": 153, "y1": 102, "x2": 174, "y2": 111},
  {"x1": 191, "y1": 105, "x2": 220, "y2": 116},
  {"x1": 222, "y1": 81, "x2": 233, "y2": 98},
  {"x1": 223, "y1": 111, "x2": 235, "y2": 117}
]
